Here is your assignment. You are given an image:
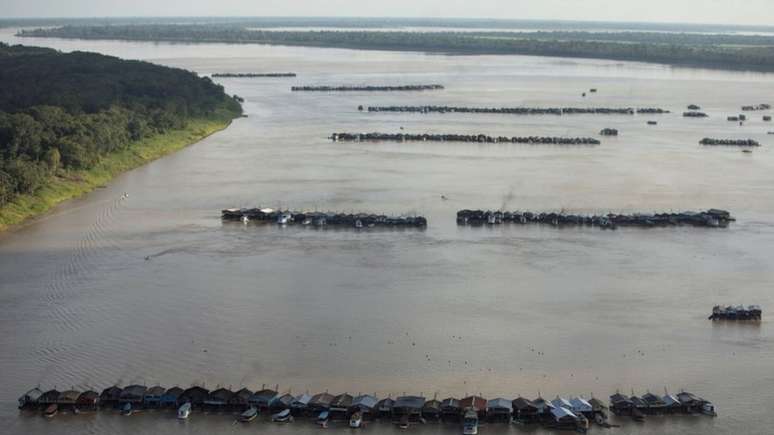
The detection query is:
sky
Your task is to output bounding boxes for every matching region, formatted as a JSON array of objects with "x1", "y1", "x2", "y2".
[{"x1": 4, "y1": 0, "x2": 774, "y2": 26}]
